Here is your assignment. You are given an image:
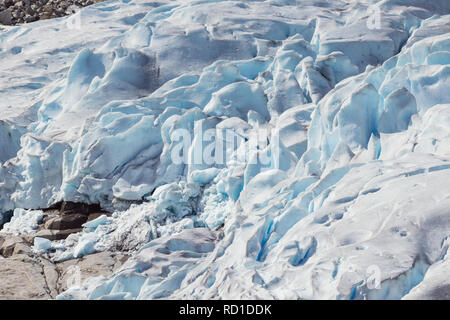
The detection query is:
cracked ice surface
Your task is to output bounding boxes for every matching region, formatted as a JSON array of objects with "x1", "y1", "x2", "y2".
[{"x1": 0, "y1": 0, "x2": 450, "y2": 299}]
